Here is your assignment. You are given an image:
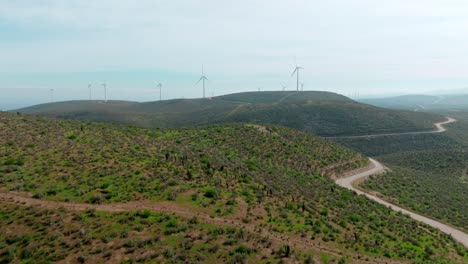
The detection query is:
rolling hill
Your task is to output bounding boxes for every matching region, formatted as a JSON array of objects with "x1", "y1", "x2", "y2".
[
  {"x1": 1, "y1": 112, "x2": 466, "y2": 263},
  {"x1": 16, "y1": 91, "x2": 444, "y2": 137}
]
